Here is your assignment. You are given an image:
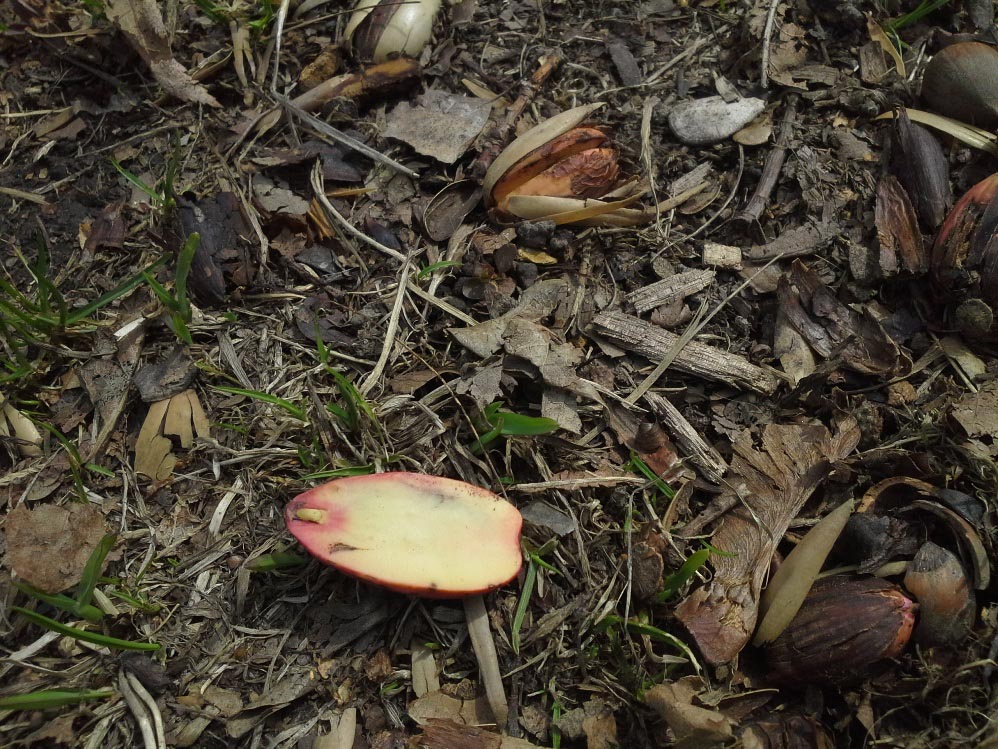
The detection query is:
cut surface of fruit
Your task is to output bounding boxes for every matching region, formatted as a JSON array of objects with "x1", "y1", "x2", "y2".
[{"x1": 285, "y1": 472, "x2": 523, "y2": 598}]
